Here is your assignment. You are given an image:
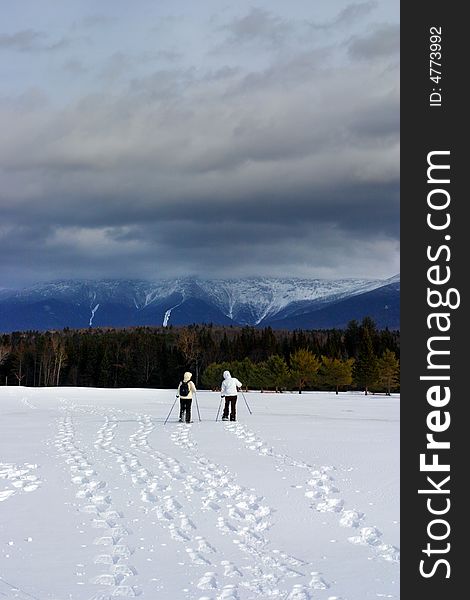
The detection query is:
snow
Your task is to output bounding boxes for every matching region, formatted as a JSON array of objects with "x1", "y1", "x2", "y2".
[
  {"x1": 163, "y1": 309, "x2": 172, "y2": 328},
  {"x1": 89, "y1": 305, "x2": 100, "y2": 327},
  {"x1": 163, "y1": 299, "x2": 186, "y2": 327},
  {"x1": 2, "y1": 276, "x2": 398, "y2": 326},
  {"x1": 382, "y1": 274, "x2": 400, "y2": 285},
  {"x1": 195, "y1": 278, "x2": 386, "y2": 325},
  {"x1": 0, "y1": 387, "x2": 399, "y2": 599}
]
